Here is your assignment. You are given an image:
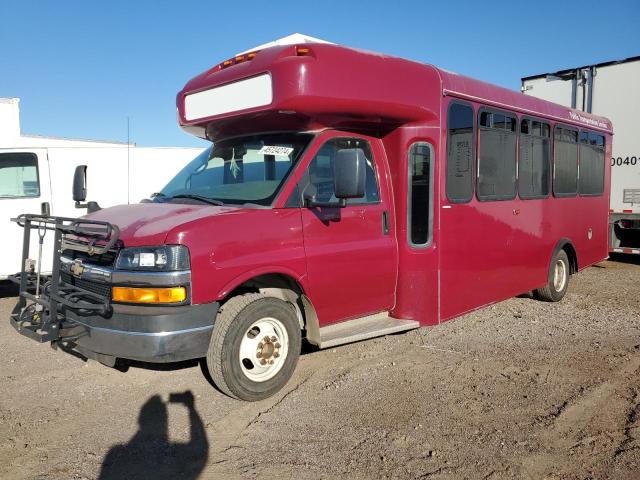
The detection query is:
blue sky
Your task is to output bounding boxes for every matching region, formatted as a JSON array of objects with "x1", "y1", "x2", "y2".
[{"x1": 1, "y1": 0, "x2": 638, "y2": 147}]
